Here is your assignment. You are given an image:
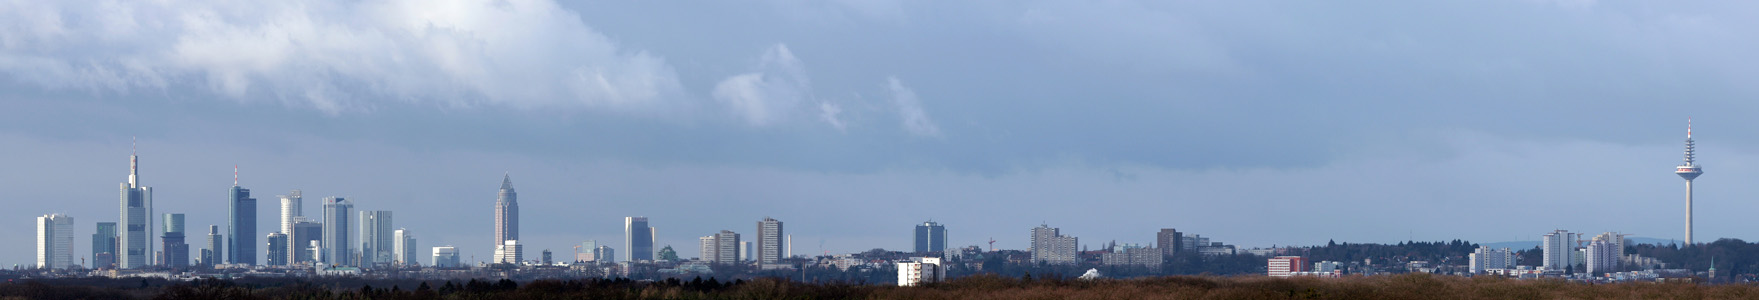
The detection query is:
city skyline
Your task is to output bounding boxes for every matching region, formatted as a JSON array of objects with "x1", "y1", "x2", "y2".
[{"x1": 9, "y1": 0, "x2": 1759, "y2": 268}]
